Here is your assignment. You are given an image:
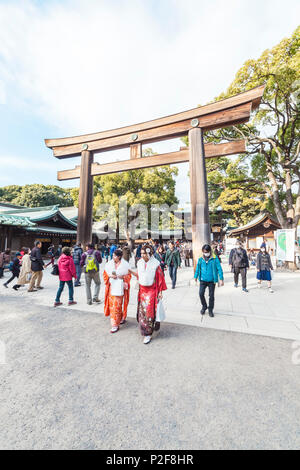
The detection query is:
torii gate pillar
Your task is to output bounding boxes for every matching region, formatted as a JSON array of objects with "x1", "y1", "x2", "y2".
[
  {"x1": 189, "y1": 127, "x2": 211, "y2": 268},
  {"x1": 77, "y1": 150, "x2": 94, "y2": 247}
]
